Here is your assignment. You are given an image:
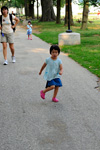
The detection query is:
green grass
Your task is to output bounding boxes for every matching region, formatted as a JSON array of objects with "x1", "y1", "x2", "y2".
[{"x1": 32, "y1": 20, "x2": 100, "y2": 77}]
